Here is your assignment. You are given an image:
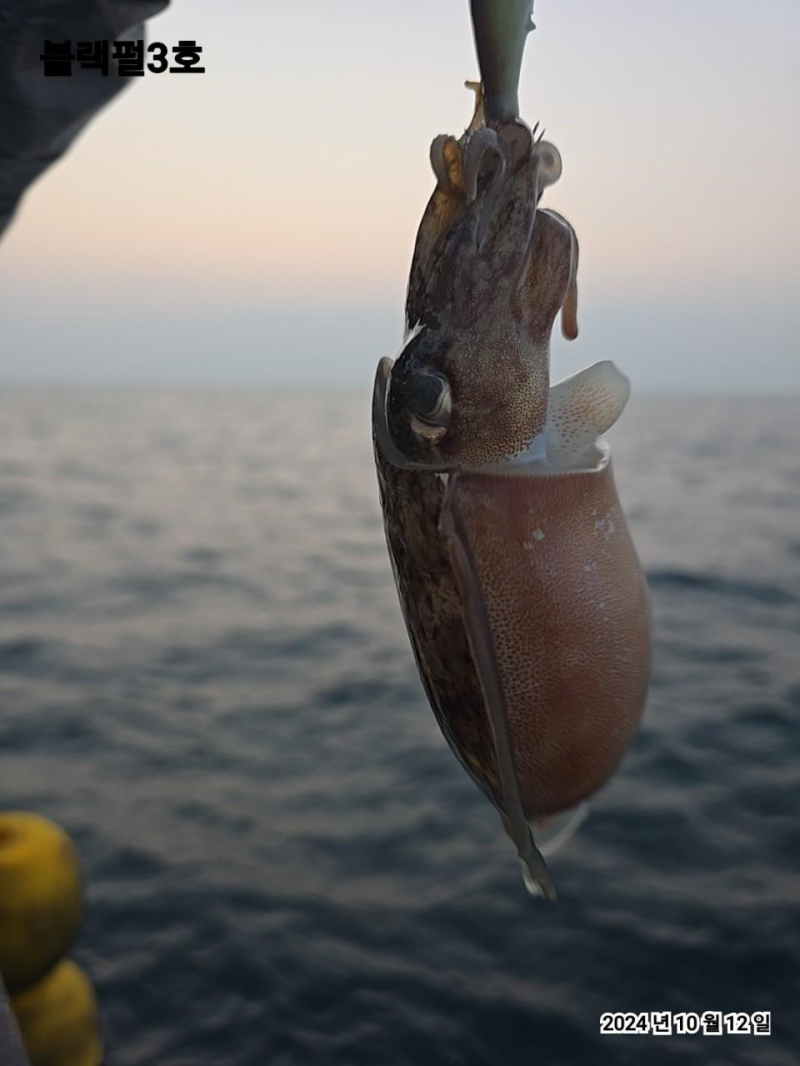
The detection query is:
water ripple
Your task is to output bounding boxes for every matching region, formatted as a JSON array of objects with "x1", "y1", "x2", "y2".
[{"x1": 0, "y1": 390, "x2": 796, "y2": 1066}]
